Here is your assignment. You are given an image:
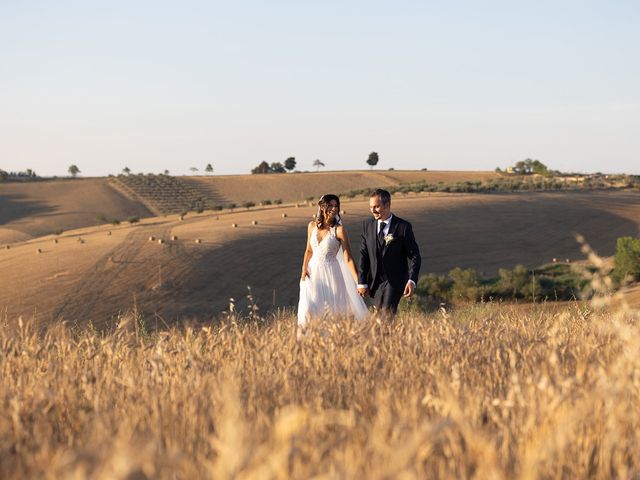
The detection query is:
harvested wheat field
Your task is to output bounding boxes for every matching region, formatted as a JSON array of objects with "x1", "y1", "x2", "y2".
[
  {"x1": 0, "y1": 178, "x2": 152, "y2": 243},
  {"x1": 2, "y1": 300, "x2": 640, "y2": 478},
  {"x1": 182, "y1": 169, "x2": 499, "y2": 206},
  {"x1": 1, "y1": 190, "x2": 639, "y2": 327},
  {"x1": 0, "y1": 171, "x2": 496, "y2": 240}
]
